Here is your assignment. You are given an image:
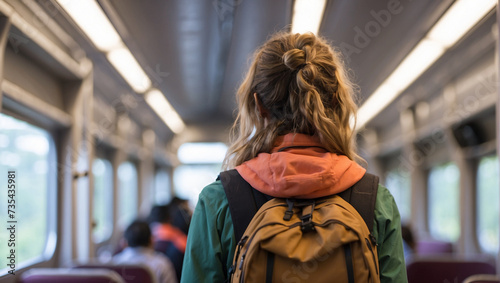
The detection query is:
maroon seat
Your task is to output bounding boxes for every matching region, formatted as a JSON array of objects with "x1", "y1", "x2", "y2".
[
  {"x1": 407, "y1": 257, "x2": 496, "y2": 283},
  {"x1": 20, "y1": 268, "x2": 124, "y2": 283},
  {"x1": 73, "y1": 263, "x2": 154, "y2": 283},
  {"x1": 463, "y1": 274, "x2": 500, "y2": 283},
  {"x1": 416, "y1": 239, "x2": 453, "y2": 254}
]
